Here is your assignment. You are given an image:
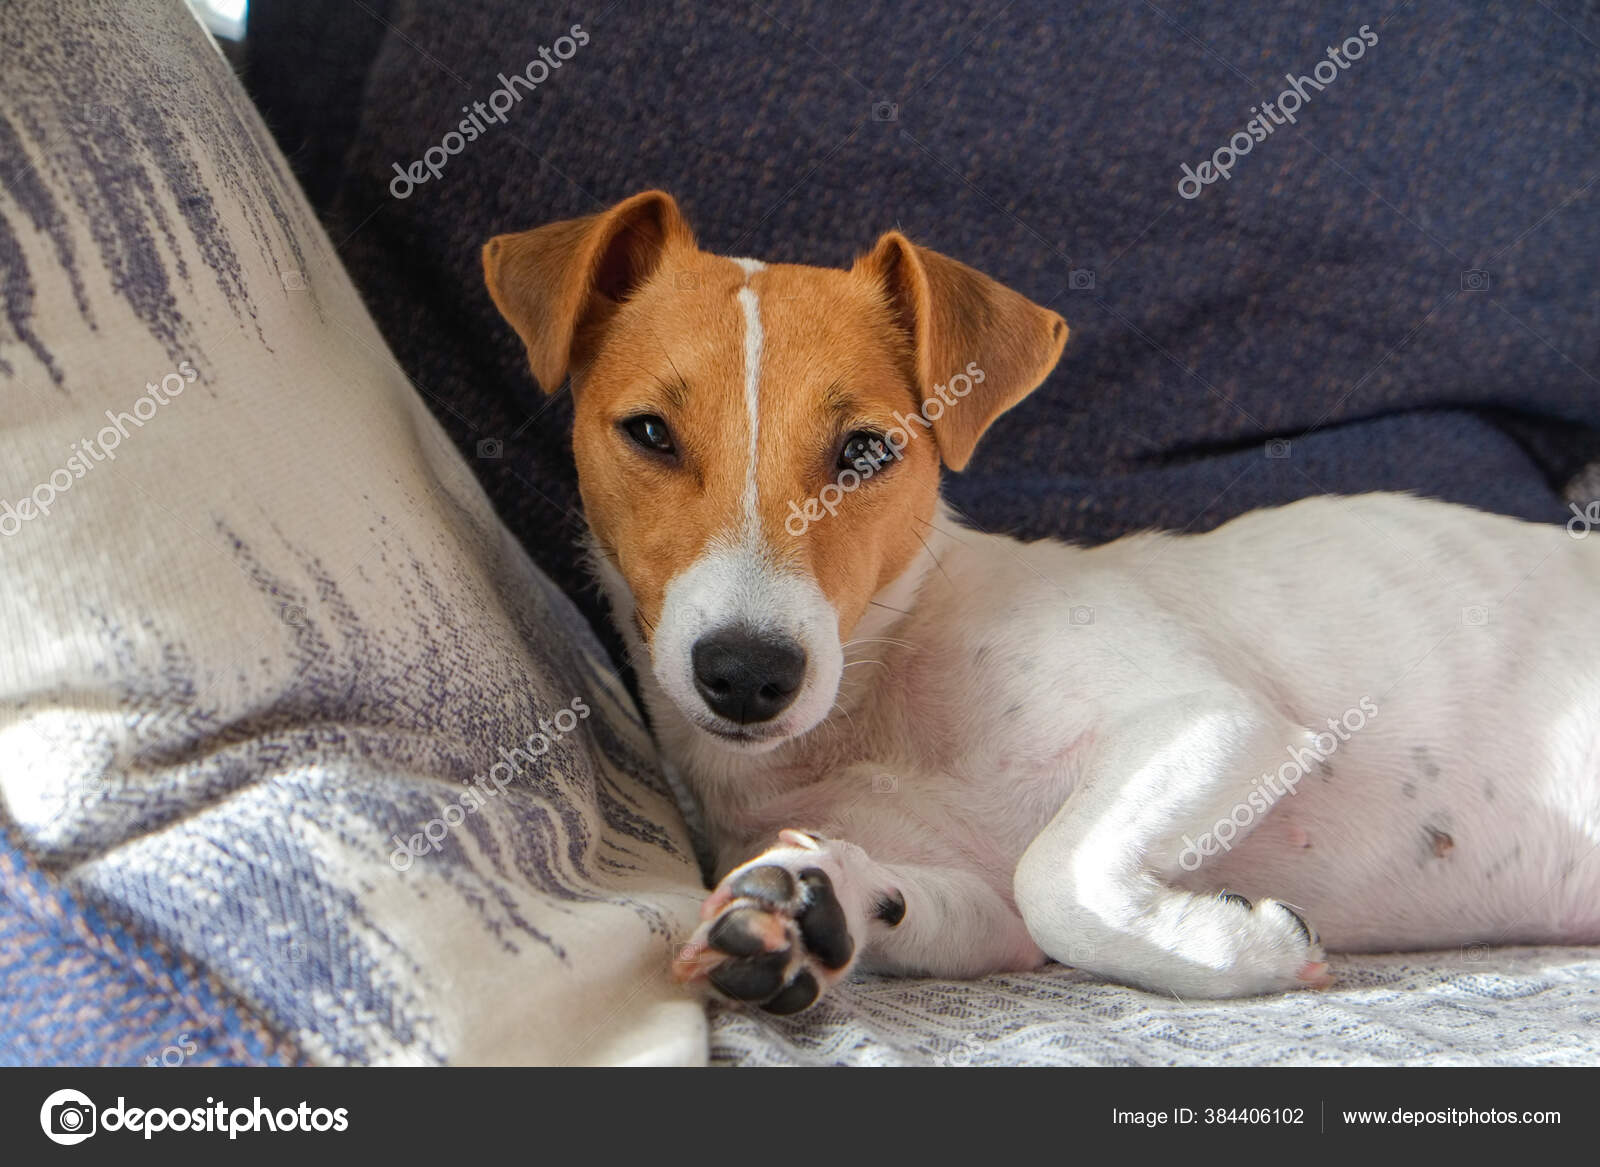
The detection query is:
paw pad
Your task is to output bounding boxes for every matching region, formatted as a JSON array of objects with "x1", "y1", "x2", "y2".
[
  {"x1": 689, "y1": 862, "x2": 855, "y2": 1015},
  {"x1": 708, "y1": 949, "x2": 789, "y2": 1000},
  {"x1": 727, "y1": 865, "x2": 798, "y2": 907},
  {"x1": 760, "y1": 969, "x2": 820, "y2": 1015},
  {"x1": 796, "y1": 869, "x2": 853, "y2": 969}
]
